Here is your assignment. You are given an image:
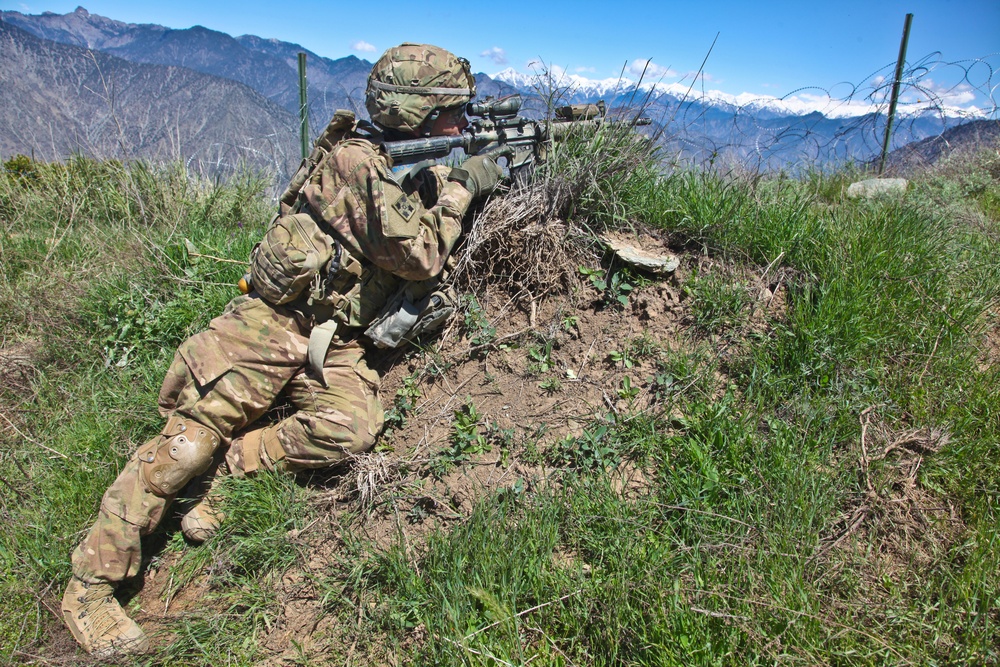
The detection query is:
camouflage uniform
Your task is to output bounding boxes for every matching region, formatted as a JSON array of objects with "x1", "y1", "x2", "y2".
[{"x1": 71, "y1": 135, "x2": 474, "y2": 584}]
